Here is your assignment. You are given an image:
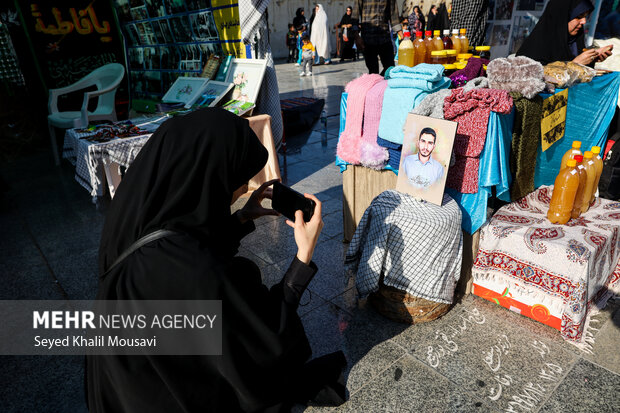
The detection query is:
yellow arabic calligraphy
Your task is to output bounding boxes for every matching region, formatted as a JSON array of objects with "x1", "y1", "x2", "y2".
[{"x1": 32, "y1": 3, "x2": 111, "y2": 36}]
